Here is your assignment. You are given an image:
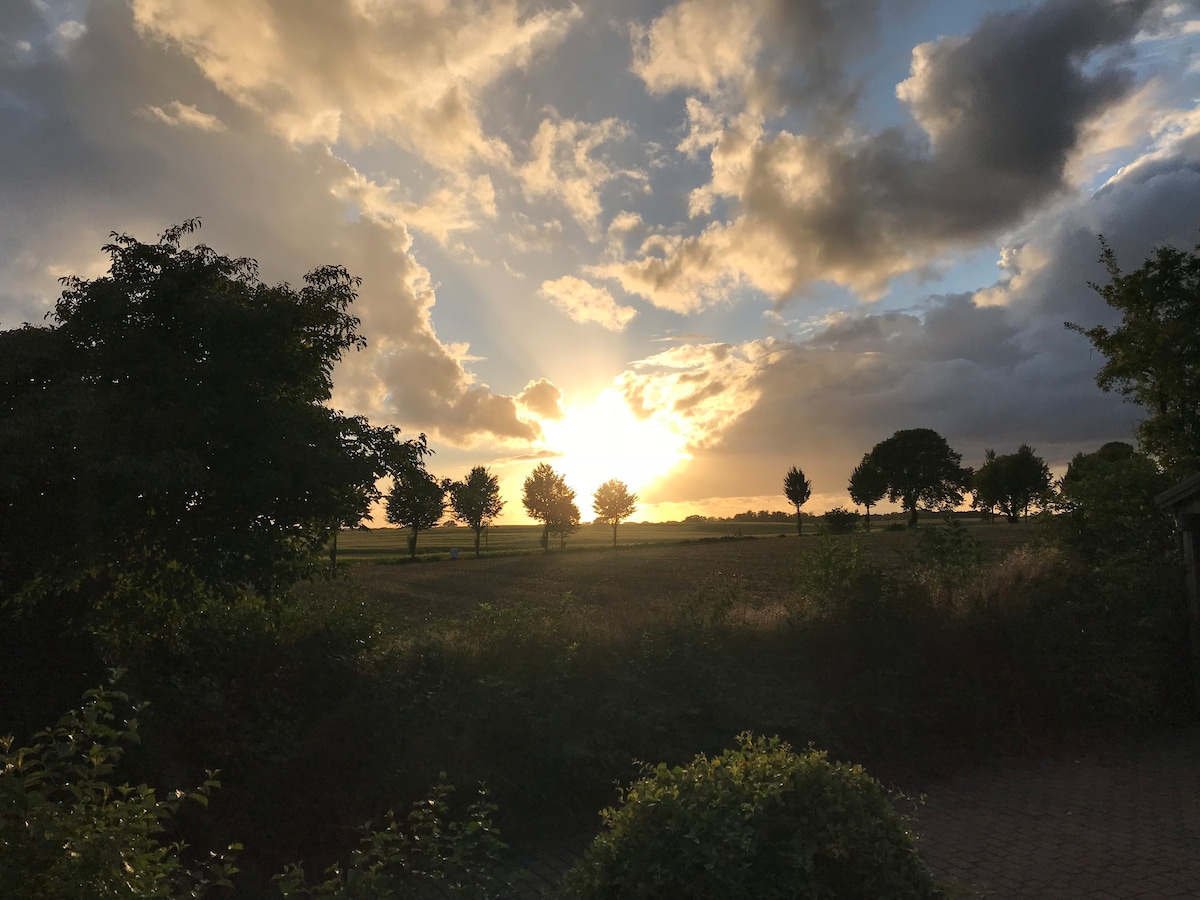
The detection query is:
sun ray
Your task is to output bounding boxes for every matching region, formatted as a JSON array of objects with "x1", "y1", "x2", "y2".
[{"x1": 539, "y1": 388, "x2": 690, "y2": 513}]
